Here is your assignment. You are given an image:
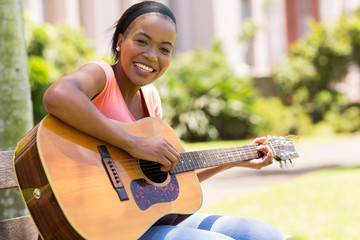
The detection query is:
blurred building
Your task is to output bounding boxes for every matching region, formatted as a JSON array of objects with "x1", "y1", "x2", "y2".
[{"x1": 22, "y1": 0, "x2": 360, "y2": 100}]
